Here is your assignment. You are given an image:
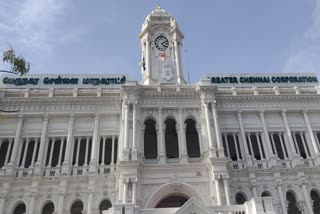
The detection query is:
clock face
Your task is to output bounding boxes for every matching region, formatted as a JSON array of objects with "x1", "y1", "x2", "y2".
[{"x1": 154, "y1": 35, "x2": 169, "y2": 51}]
